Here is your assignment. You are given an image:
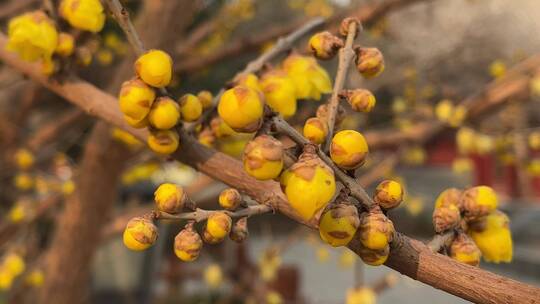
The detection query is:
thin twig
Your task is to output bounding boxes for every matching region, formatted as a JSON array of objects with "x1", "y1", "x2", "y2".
[
  {"x1": 324, "y1": 21, "x2": 359, "y2": 152},
  {"x1": 105, "y1": 0, "x2": 145, "y2": 56},
  {"x1": 152, "y1": 204, "x2": 273, "y2": 223},
  {"x1": 185, "y1": 18, "x2": 325, "y2": 133},
  {"x1": 272, "y1": 116, "x2": 375, "y2": 208}
]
